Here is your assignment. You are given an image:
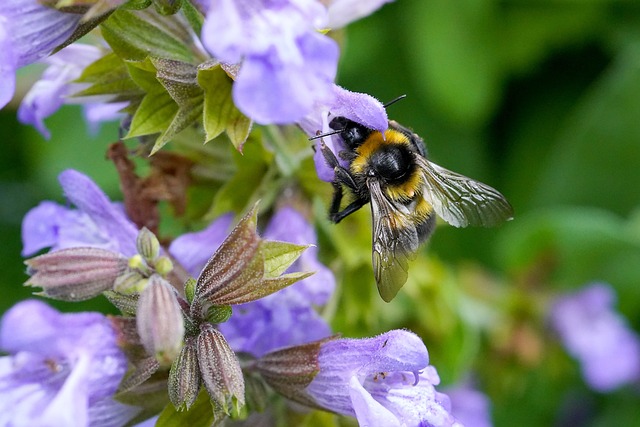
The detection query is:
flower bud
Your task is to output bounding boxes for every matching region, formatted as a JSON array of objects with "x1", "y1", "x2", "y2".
[
  {"x1": 113, "y1": 271, "x2": 147, "y2": 295},
  {"x1": 136, "y1": 275, "x2": 185, "y2": 366},
  {"x1": 184, "y1": 278, "x2": 196, "y2": 304},
  {"x1": 154, "y1": 256, "x2": 174, "y2": 276},
  {"x1": 197, "y1": 323, "x2": 245, "y2": 414},
  {"x1": 169, "y1": 337, "x2": 201, "y2": 410},
  {"x1": 136, "y1": 227, "x2": 161, "y2": 262},
  {"x1": 206, "y1": 305, "x2": 232, "y2": 324},
  {"x1": 25, "y1": 247, "x2": 128, "y2": 301}
]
